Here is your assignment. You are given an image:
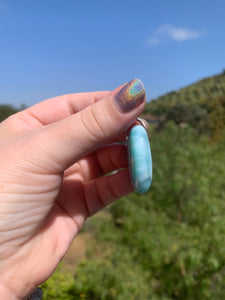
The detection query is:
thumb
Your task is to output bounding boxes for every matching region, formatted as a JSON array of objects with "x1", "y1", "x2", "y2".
[{"x1": 36, "y1": 79, "x2": 146, "y2": 171}]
